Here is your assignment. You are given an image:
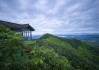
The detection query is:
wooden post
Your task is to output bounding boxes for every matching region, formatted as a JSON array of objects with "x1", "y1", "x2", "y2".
[
  {"x1": 28, "y1": 31, "x2": 30, "y2": 38},
  {"x1": 30, "y1": 31, "x2": 32, "y2": 40},
  {"x1": 24, "y1": 31, "x2": 25, "y2": 37},
  {"x1": 25, "y1": 31, "x2": 26, "y2": 37},
  {"x1": 26, "y1": 31, "x2": 27, "y2": 38},
  {"x1": 22, "y1": 30, "x2": 23, "y2": 37},
  {"x1": 27, "y1": 31, "x2": 28, "y2": 38},
  {"x1": 23, "y1": 31, "x2": 25, "y2": 37},
  {"x1": 25, "y1": 31, "x2": 27, "y2": 40},
  {"x1": 27, "y1": 31, "x2": 29, "y2": 40},
  {"x1": 29, "y1": 31, "x2": 30, "y2": 38}
]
